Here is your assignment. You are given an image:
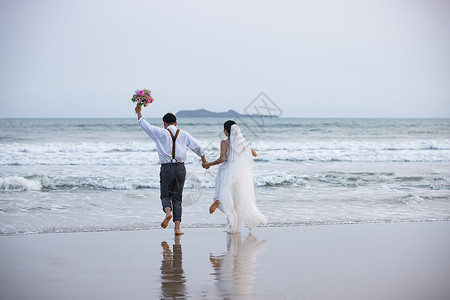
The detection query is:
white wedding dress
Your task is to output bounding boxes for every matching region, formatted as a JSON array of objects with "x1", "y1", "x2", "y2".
[{"x1": 213, "y1": 125, "x2": 268, "y2": 233}]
